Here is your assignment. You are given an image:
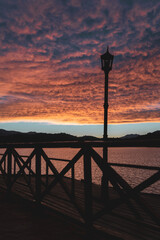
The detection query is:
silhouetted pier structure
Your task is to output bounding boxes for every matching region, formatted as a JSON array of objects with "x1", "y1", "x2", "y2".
[{"x1": 0, "y1": 141, "x2": 160, "y2": 240}]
